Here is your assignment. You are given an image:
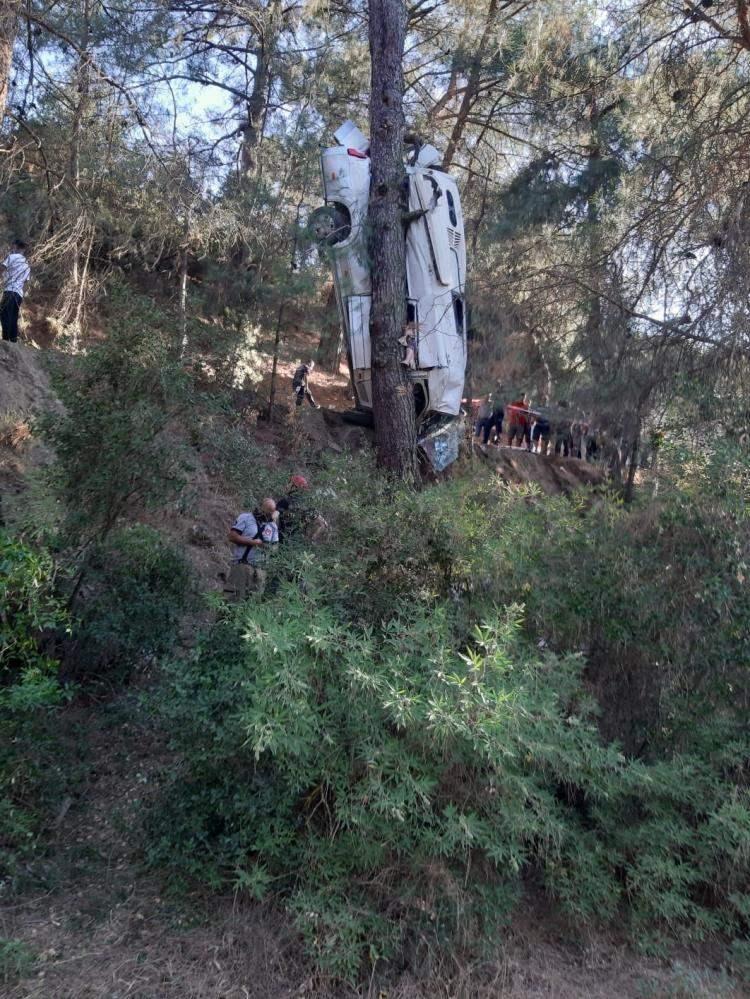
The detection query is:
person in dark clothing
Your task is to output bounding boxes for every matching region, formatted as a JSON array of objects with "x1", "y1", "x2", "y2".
[
  {"x1": 277, "y1": 474, "x2": 327, "y2": 544},
  {"x1": 1, "y1": 240, "x2": 31, "y2": 343},
  {"x1": 475, "y1": 394, "x2": 503, "y2": 445},
  {"x1": 293, "y1": 361, "x2": 320, "y2": 409},
  {"x1": 531, "y1": 412, "x2": 551, "y2": 455},
  {"x1": 484, "y1": 404, "x2": 504, "y2": 445},
  {"x1": 552, "y1": 402, "x2": 572, "y2": 457}
]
